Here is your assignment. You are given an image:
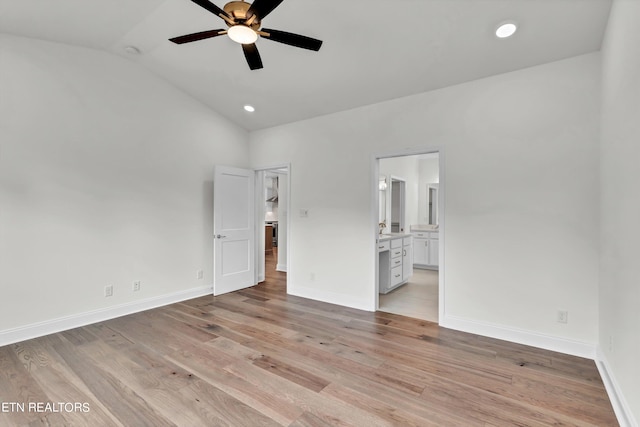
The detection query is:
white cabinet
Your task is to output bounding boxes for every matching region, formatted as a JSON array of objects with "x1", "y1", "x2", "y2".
[
  {"x1": 413, "y1": 235, "x2": 428, "y2": 265},
  {"x1": 402, "y1": 237, "x2": 412, "y2": 282},
  {"x1": 378, "y1": 235, "x2": 413, "y2": 294},
  {"x1": 428, "y1": 234, "x2": 439, "y2": 266},
  {"x1": 412, "y1": 231, "x2": 438, "y2": 269}
]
